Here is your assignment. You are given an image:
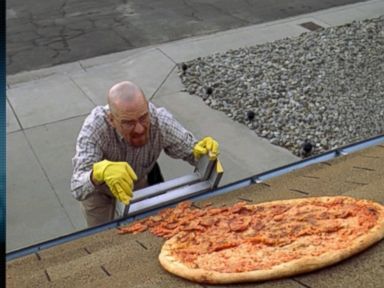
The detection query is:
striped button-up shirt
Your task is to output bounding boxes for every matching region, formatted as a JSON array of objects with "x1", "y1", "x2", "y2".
[{"x1": 71, "y1": 102, "x2": 197, "y2": 201}]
